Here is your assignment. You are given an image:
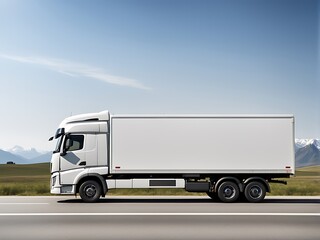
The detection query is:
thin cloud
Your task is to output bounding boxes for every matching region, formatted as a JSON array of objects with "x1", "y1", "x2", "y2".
[{"x1": 1, "y1": 54, "x2": 151, "y2": 90}]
